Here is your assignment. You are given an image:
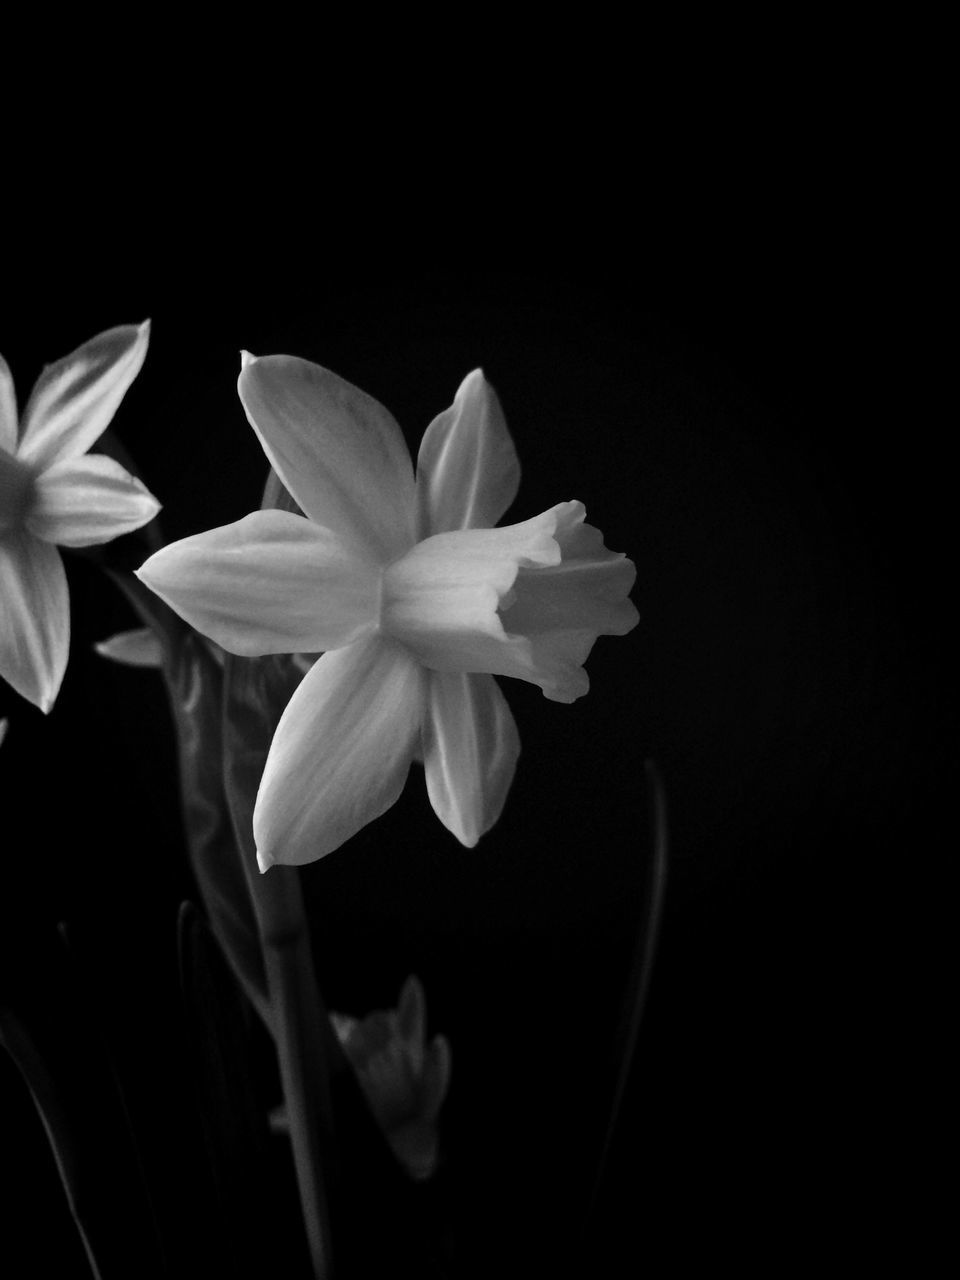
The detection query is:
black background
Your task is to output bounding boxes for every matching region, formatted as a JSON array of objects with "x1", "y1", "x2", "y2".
[{"x1": 0, "y1": 137, "x2": 943, "y2": 1277}]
